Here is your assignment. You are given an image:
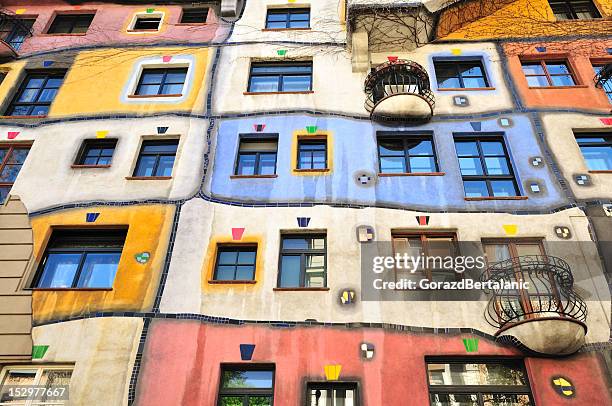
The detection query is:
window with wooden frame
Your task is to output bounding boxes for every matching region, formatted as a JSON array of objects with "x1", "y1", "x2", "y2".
[
  {"x1": 213, "y1": 245, "x2": 257, "y2": 282},
  {"x1": 33, "y1": 228, "x2": 127, "y2": 289},
  {"x1": 434, "y1": 59, "x2": 490, "y2": 89},
  {"x1": 235, "y1": 136, "x2": 278, "y2": 176},
  {"x1": 0, "y1": 144, "x2": 30, "y2": 203},
  {"x1": 0, "y1": 18, "x2": 35, "y2": 50},
  {"x1": 74, "y1": 139, "x2": 117, "y2": 167},
  {"x1": 180, "y1": 8, "x2": 208, "y2": 24},
  {"x1": 377, "y1": 133, "x2": 439, "y2": 174},
  {"x1": 307, "y1": 382, "x2": 359, "y2": 406},
  {"x1": 247, "y1": 62, "x2": 312, "y2": 93},
  {"x1": 427, "y1": 358, "x2": 534, "y2": 406},
  {"x1": 132, "y1": 139, "x2": 178, "y2": 178},
  {"x1": 278, "y1": 234, "x2": 326, "y2": 288},
  {"x1": 392, "y1": 233, "x2": 460, "y2": 284},
  {"x1": 5, "y1": 71, "x2": 66, "y2": 117},
  {"x1": 548, "y1": 0, "x2": 601, "y2": 20},
  {"x1": 575, "y1": 132, "x2": 612, "y2": 171},
  {"x1": 265, "y1": 8, "x2": 310, "y2": 29},
  {"x1": 297, "y1": 138, "x2": 327, "y2": 170},
  {"x1": 0, "y1": 365, "x2": 73, "y2": 405},
  {"x1": 217, "y1": 365, "x2": 275, "y2": 406},
  {"x1": 47, "y1": 14, "x2": 95, "y2": 34},
  {"x1": 520, "y1": 60, "x2": 577, "y2": 87}
]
